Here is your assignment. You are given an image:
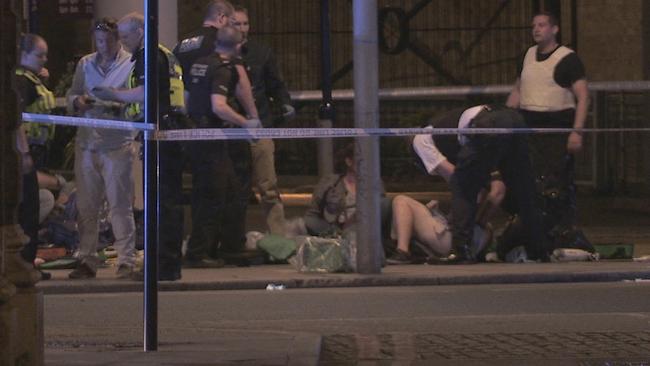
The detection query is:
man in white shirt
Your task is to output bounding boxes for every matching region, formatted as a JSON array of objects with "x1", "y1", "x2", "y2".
[{"x1": 66, "y1": 18, "x2": 137, "y2": 279}]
